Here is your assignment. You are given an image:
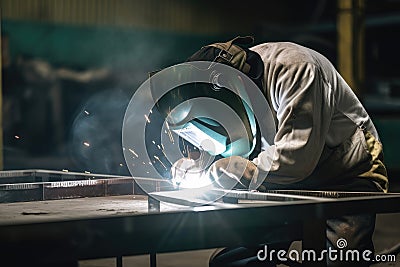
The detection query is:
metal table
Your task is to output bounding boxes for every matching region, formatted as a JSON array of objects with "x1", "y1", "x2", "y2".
[{"x1": 1, "y1": 170, "x2": 400, "y2": 267}]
